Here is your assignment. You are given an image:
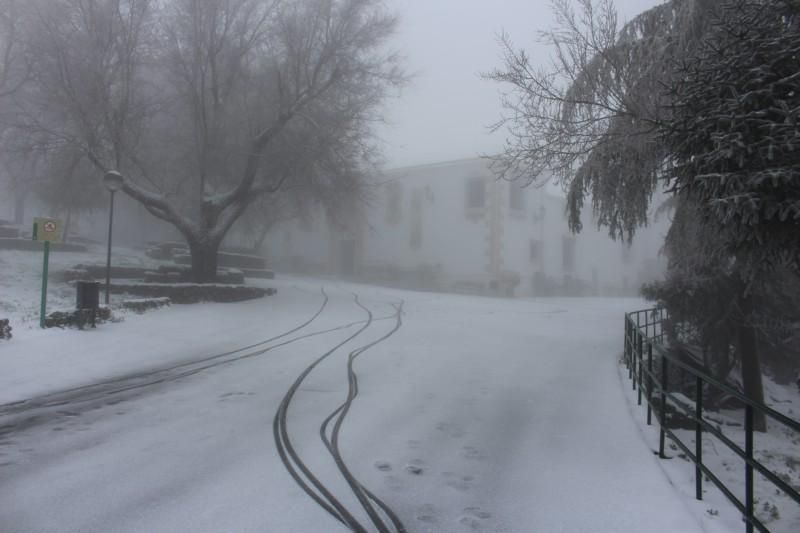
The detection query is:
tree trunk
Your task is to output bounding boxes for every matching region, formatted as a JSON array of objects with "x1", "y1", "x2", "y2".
[
  {"x1": 188, "y1": 240, "x2": 220, "y2": 283},
  {"x1": 13, "y1": 191, "x2": 26, "y2": 226},
  {"x1": 62, "y1": 207, "x2": 72, "y2": 243},
  {"x1": 738, "y1": 296, "x2": 767, "y2": 432}
]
